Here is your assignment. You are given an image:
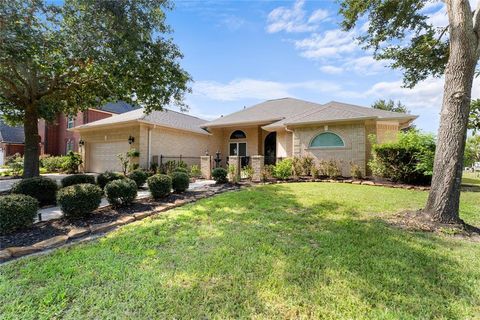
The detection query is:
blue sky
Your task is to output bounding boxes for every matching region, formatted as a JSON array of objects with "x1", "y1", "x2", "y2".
[{"x1": 166, "y1": 0, "x2": 479, "y2": 133}]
